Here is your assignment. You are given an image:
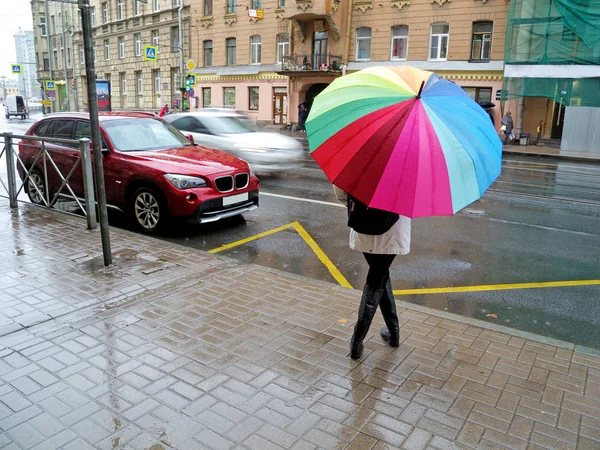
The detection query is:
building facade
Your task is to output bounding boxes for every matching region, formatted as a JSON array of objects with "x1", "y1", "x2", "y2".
[
  {"x1": 0, "y1": 79, "x2": 21, "y2": 102},
  {"x1": 189, "y1": 0, "x2": 508, "y2": 128},
  {"x1": 32, "y1": 0, "x2": 191, "y2": 112},
  {"x1": 502, "y1": 0, "x2": 600, "y2": 154},
  {"x1": 14, "y1": 30, "x2": 38, "y2": 100}
]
